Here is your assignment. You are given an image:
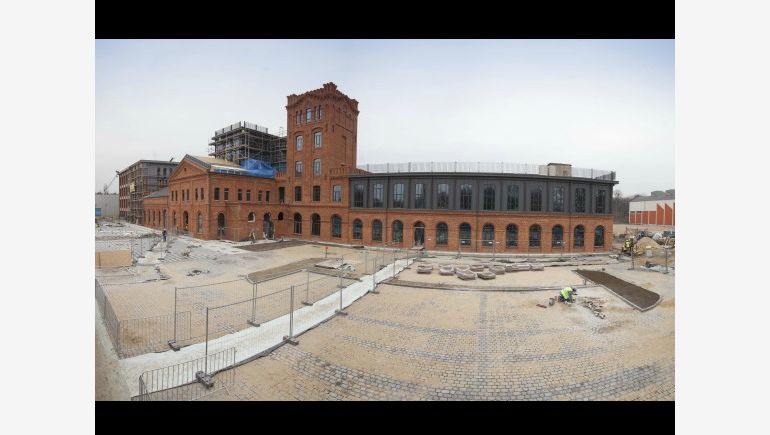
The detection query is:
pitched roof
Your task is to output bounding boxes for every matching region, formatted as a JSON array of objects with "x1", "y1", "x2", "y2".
[
  {"x1": 143, "y1": 187, "x2": 168, "y2": 199},
  {"x1": 631, "y1": 191, "x2": 675, "y2": 202}
]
